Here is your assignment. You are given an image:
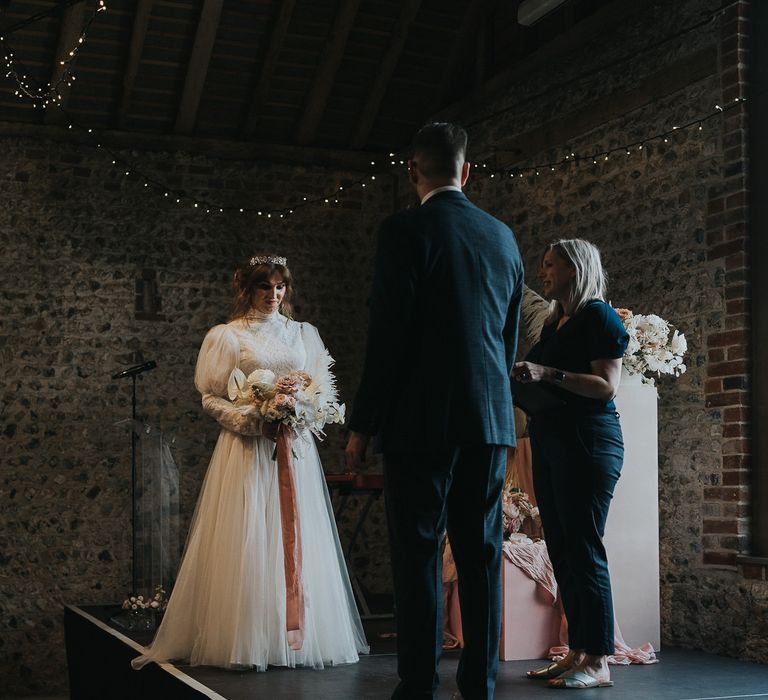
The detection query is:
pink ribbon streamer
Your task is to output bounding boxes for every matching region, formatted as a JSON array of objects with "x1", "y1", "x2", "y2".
[{"x1": 275, "y1": 424, "x2": 305, "y2": 650}]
